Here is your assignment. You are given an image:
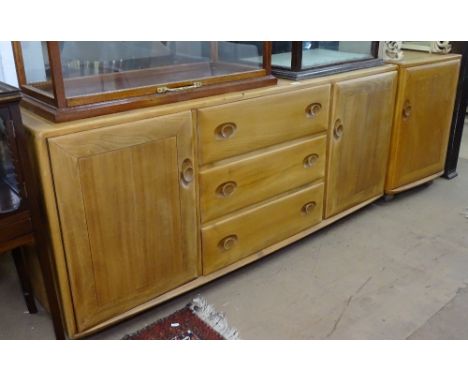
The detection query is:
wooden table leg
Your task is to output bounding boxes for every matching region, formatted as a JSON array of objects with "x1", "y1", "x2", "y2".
[
  {"x1": 12, "y1": 245, "x2": 66, "y2": 339},
  {"x1": 11, "y1": 246, "x2": 38, "y2": 314}
]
